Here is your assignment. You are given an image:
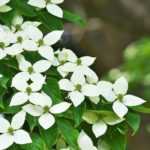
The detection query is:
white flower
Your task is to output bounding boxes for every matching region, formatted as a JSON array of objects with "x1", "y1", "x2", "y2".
[
  {"x1": 77, "y1": 130, "x2": 97, "y2": 150},
  {"x1": 0, "y1": 0, "x2": 11, "y2": 13},
  {"x1": 11, "y1": 15, "x2": 41, "y2": 32},
  {"x1": 57, "y1": 49, "x2": 98, "y2": 84},
  {"x1": 98, "y1": 77, "x2": 146, "y2": 118},
  {"x1": 23, "y1": 92, "x2": 71, "y2": 129},
  {"x1": 59, "y1": 72, "x2": 100, "y2": 107},
  {"x1": 24, "y1": 25, "x2": 63, "y2": 55},
  {"x1": 28, "y1": 0, "x2": 64, "y2": 18},
  {"x1": 83, "y1": 111, "x2": 124, "y2": 138},
  {"x1": 0, "y1": 111, "x2": 32, "y2": 149}
]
